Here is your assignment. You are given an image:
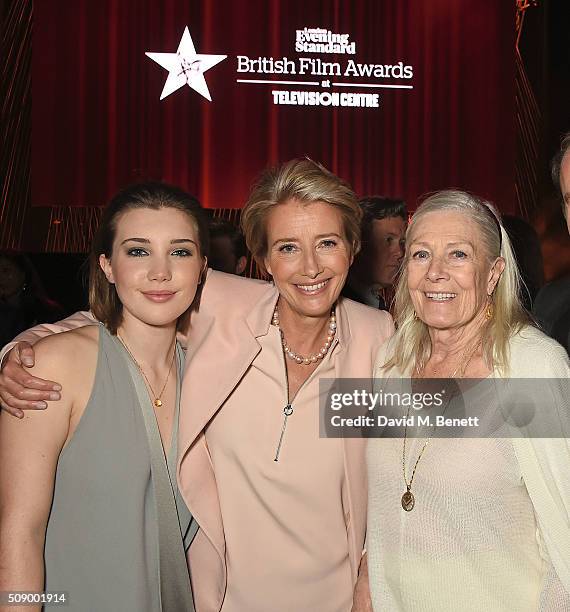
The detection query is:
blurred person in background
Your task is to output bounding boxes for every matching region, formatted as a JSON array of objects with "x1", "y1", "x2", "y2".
[
  {"x1": 208, "y1": 217, "x2": 248, "y2": 276},
  {"x1": 533, "y1": 131, "x2": 570, "y2": 354},
  {"x1": 502, "y1": 215, "x2": 544, "y2": 310},
  {"x1": 0, "y1": 251, "x2": 63, "y2": 348},
  {"x1": 342, "y1": 196, "x2": 406, "y2": 310}
]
